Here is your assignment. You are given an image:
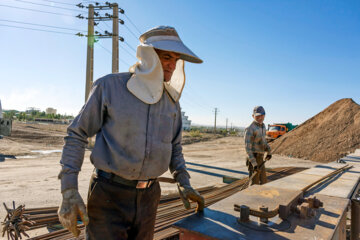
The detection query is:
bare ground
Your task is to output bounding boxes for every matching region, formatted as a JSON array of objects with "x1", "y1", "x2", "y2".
[{"x1": 0, "y1": 123, "x2": 319, "y2": 239}]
